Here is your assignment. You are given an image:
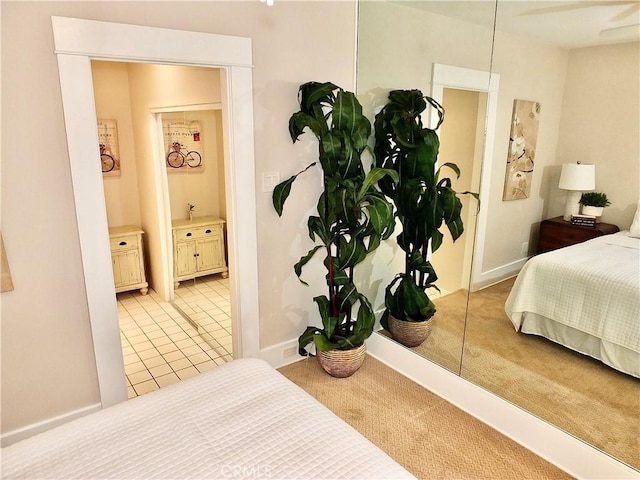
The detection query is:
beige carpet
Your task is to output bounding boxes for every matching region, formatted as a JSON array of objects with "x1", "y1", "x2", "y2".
[
  {"x1": 279, "y1": 356, "x2": 571, "y2": 480},
  {"x1": 380, "y1": 279, "x2": 639, "y2": 470},
  {"x1": 461, "y1": 278, "x2": 640, "y2": 470}
]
